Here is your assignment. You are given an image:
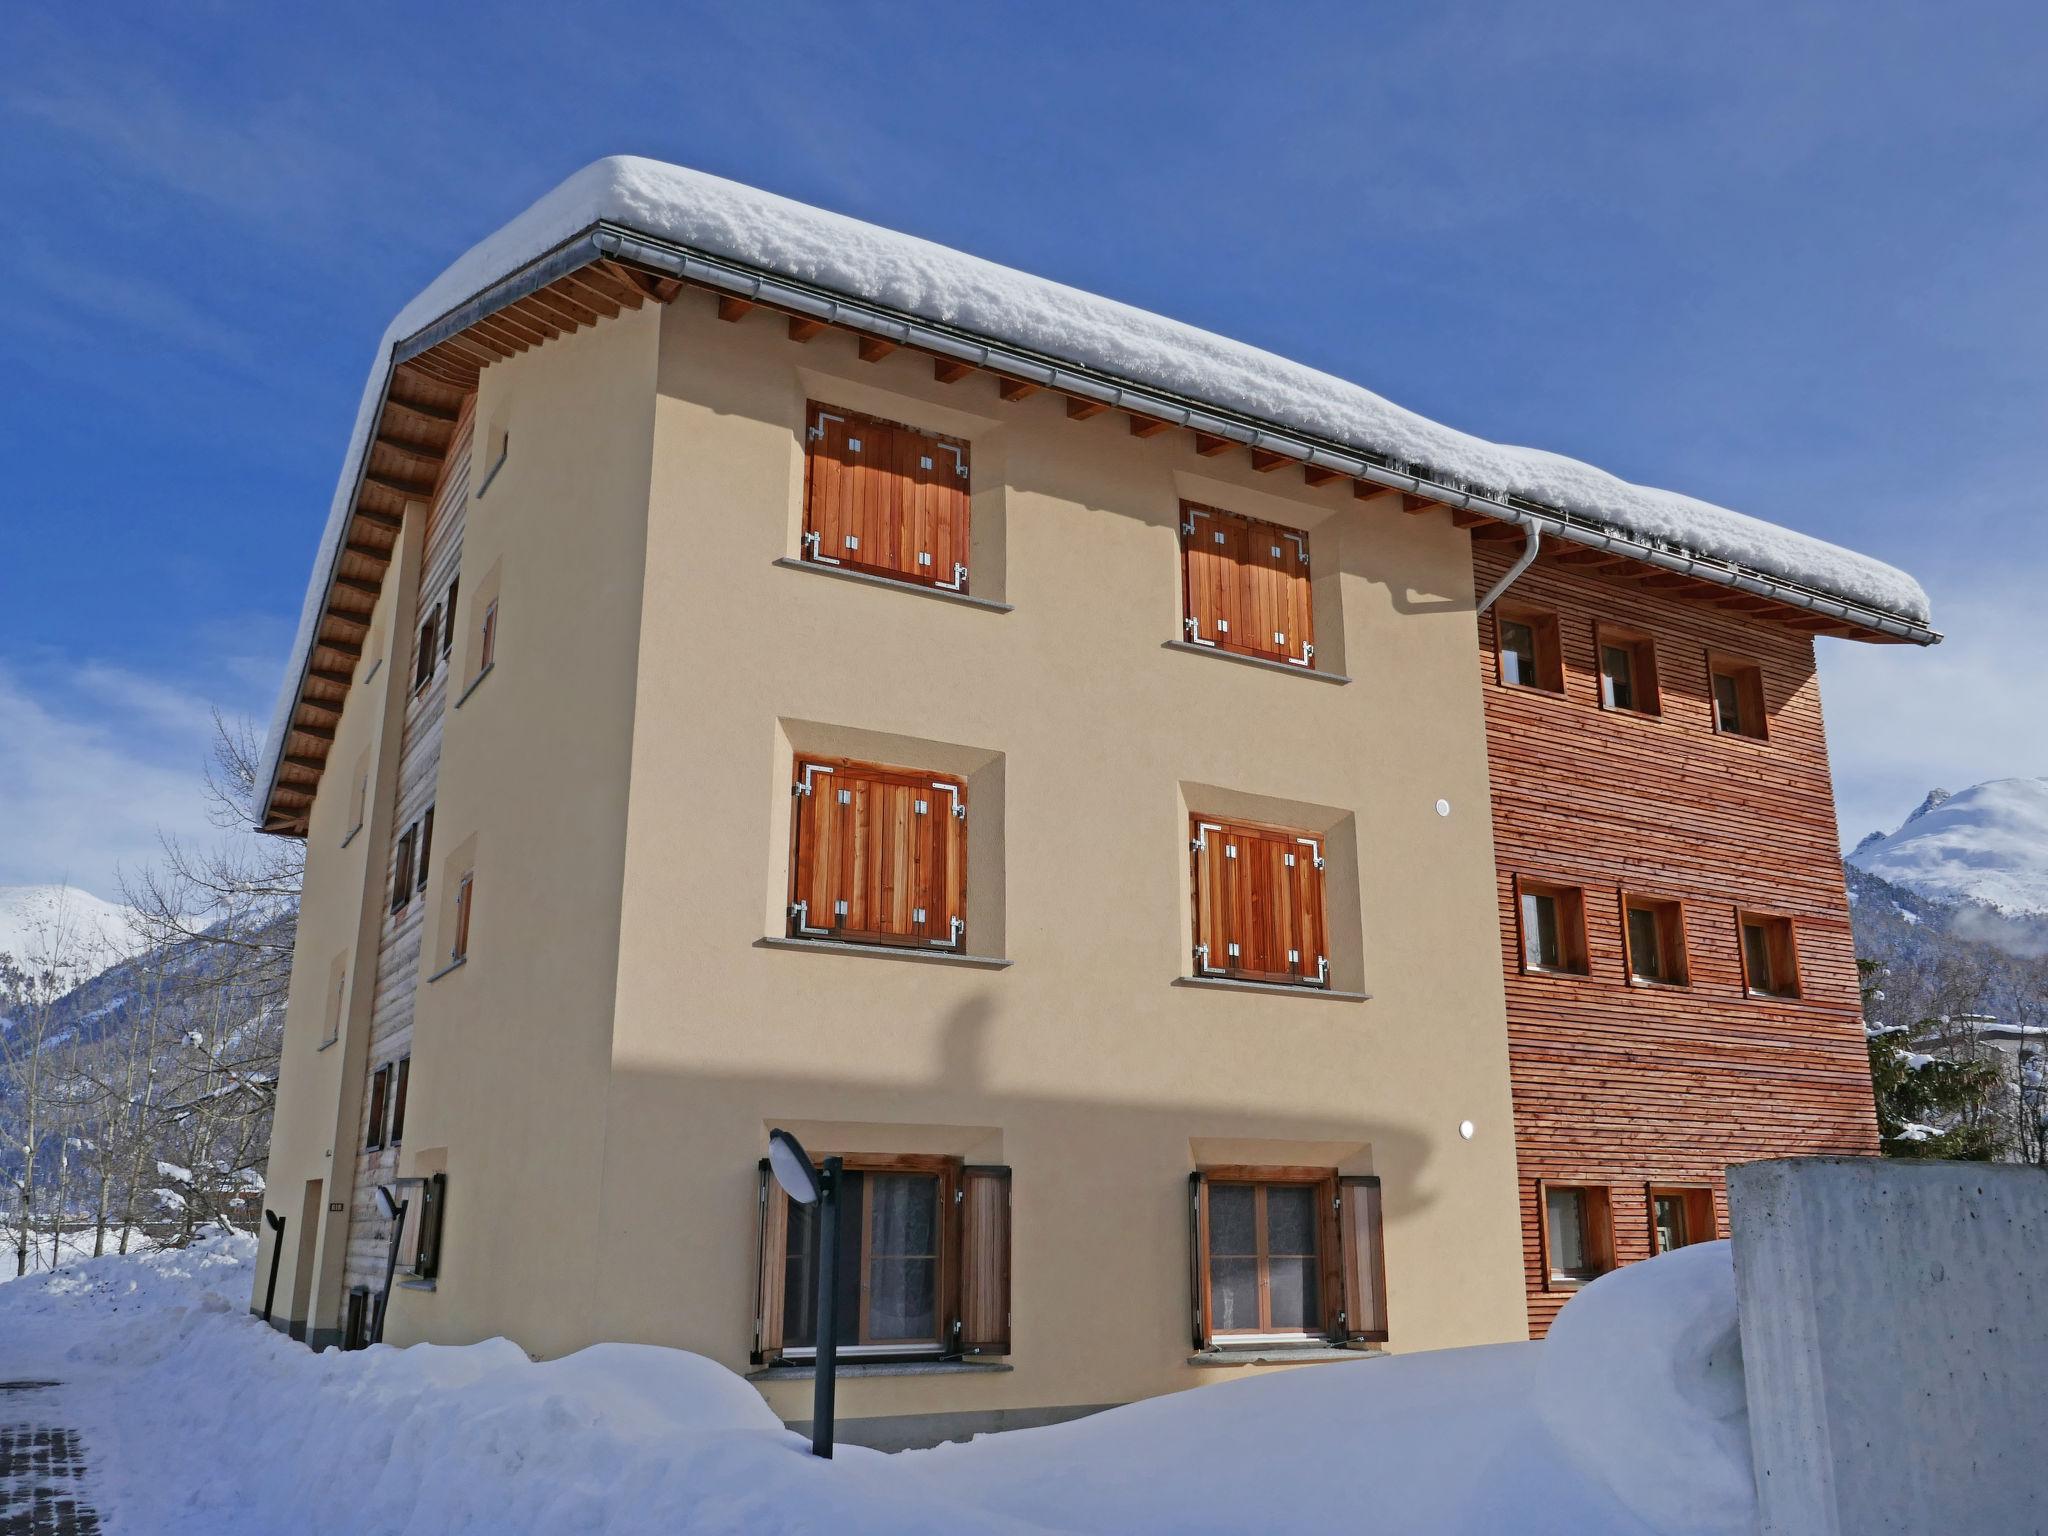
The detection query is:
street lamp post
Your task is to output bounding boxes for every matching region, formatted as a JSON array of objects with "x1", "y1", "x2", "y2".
[
  {"x1": 261, "y1": 1209, "x2": 287, "y2": 1326},
  {"x1": 768, "y1": 1128, "x2": 842, "y2": 1459}
]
